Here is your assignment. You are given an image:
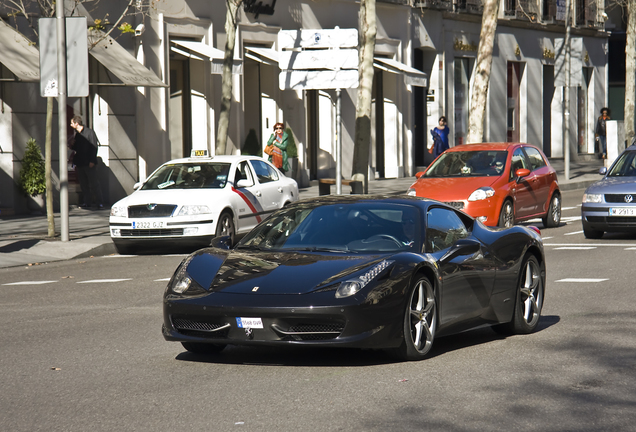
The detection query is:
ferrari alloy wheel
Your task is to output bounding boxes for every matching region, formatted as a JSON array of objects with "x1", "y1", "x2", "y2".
[
  {"x1": 181, "y1": 342, "x2": 226, "y2": 355},
  {"x1": 498, "y1": 200, "x2": 514, "y2": 228},
  {"x1": 395, "y1": 277, "x2": 436, "y2": 361},
  {"x1": 509, "y1": 255, "x2": 544, "y2": 334},
  {"x1": 215, "y1": 211, "x2": 235, "y2": 245},
  {"x1": 542, "y1": 194, "x2": 561, "y2": 228}
]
